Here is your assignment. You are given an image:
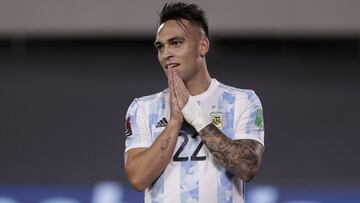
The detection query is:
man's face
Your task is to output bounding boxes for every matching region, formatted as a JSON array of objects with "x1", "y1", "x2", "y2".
[{"x1": 154, "y1": 19, "x2": 205, "y2": 83}]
